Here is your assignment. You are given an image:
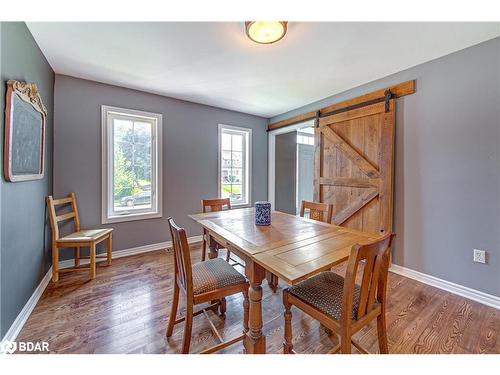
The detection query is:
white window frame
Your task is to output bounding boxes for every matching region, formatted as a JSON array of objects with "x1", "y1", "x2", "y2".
[
  {"x1": 101, "y1": 105, "x2": 163, "y2": 224},
  {"x1": 218, "y1": 124, "x2": 252, "y2": 207}
]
